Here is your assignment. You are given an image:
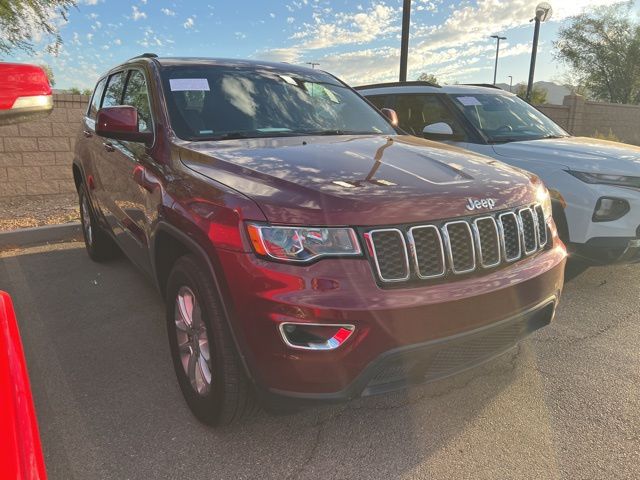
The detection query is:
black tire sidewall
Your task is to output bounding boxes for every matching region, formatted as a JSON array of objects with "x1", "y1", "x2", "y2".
[{"x1": 166, "y1": 257, "x2": 227, "y2": 425}]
